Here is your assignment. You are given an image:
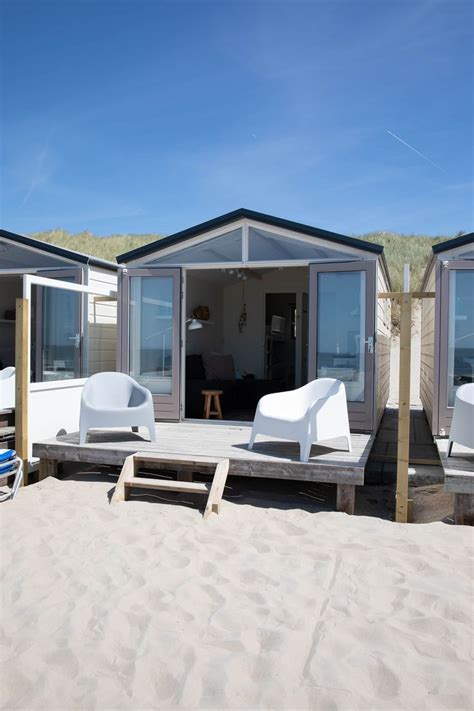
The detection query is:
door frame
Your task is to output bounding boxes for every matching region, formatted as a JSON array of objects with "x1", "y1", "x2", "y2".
[
  {"x1": 437, "y1": 259, "x2": 474, "y2": 435},
  {"x1": 120, "y1": 267, "x2": 181, "y2": 421},
  {"x1": 308, "y1": 260, "x2": 376, "y2": 431}
]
